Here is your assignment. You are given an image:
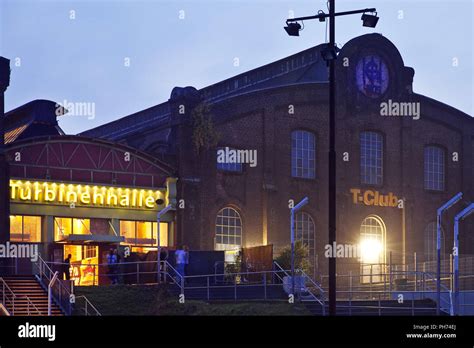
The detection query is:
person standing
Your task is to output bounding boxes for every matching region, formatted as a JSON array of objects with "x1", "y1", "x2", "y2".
[
  {"x1": 63, "y1": 254, "x2": 72, "y2": 281},
  {"x1": 113, "y1": 249, "x2": 121, "y2": 284},
  {"x1": 106, "y1": 248, "x2": 118, "y2": 285},
  {"x1": 175, "y1": 246, "x2": 187, "y2": 281},
  {"x1": 183, "y1": 245, "x2": 190, "y2": 278}
]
